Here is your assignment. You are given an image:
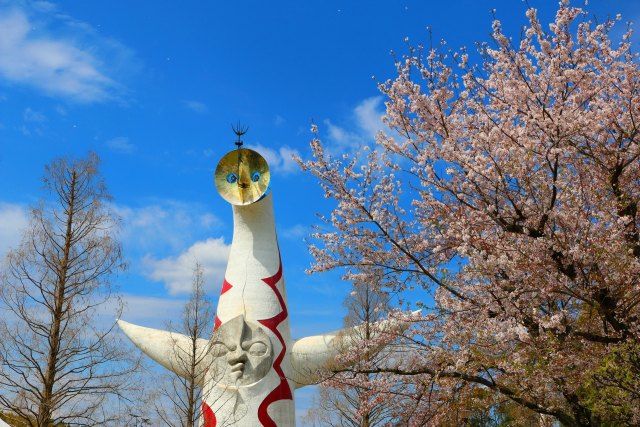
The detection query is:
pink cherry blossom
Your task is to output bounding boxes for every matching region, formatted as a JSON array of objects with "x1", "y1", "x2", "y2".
[{"x1": 302, "y1": 2, "x2": 640, "y2": 425}]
